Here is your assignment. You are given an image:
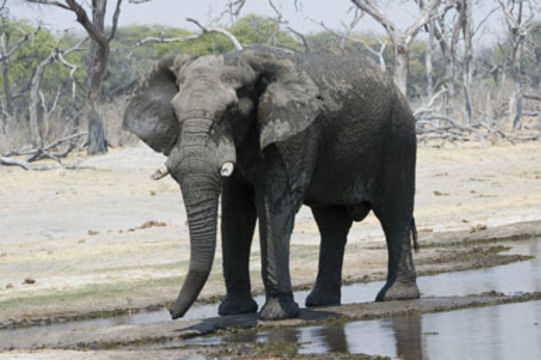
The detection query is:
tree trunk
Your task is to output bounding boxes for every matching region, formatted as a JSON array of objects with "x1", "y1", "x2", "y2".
[
  {"x1": 426, "y1": 21, "x2": 434, "y2": 99},
  {"x1": 510, "y1": 3, "x2": 525, "y2": 130},
  {"x1": 86, "y1": 0, "x2": 110, "y2": 155},
  {"x1": 2, "y1": 59, "x2": 13, "y2": 116},
  {"x1": 462, "y1": 0, "x2": 474, "y2": 125},
  {"x1": 87, "y1": 99, "x2": 108, "y2": 153},
  {"x1": 393, "y1": 42, "x2": 409, "y2": 96},
  {"x1": 510, "y1": 58, "x2": 524, "y2": 130}
]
